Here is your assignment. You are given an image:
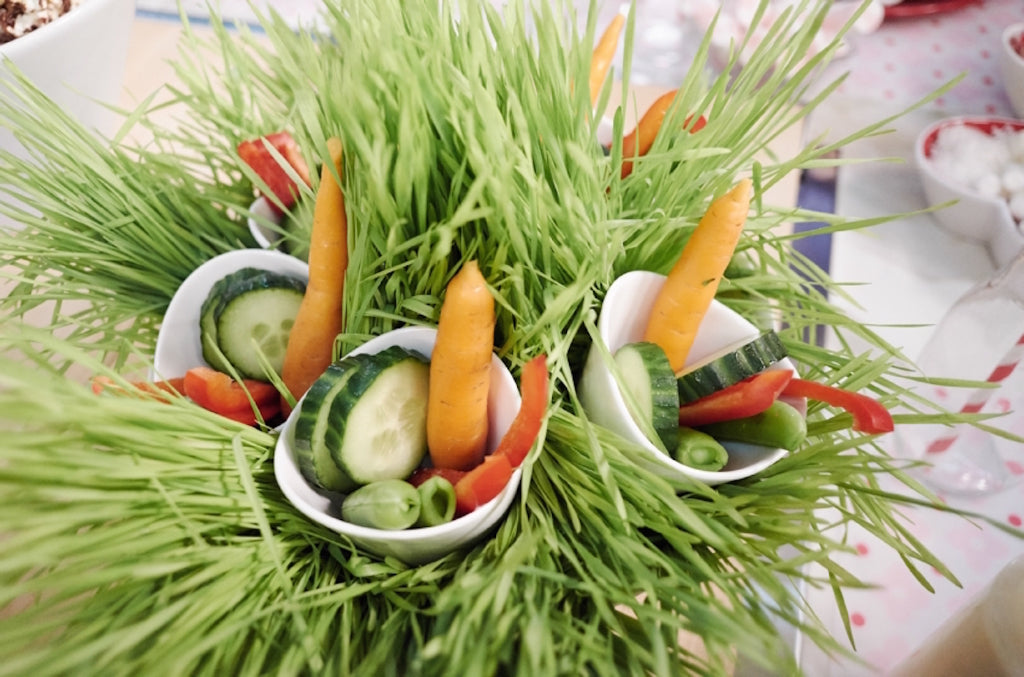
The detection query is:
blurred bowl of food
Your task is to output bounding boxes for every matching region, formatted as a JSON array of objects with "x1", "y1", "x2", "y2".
[
  {"x1": 1001, "y1": 23, "x2": 1024, "y2": 119},
  {"x1": 915, "y1": 115, "x2": 1024, "y2": 267}
]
